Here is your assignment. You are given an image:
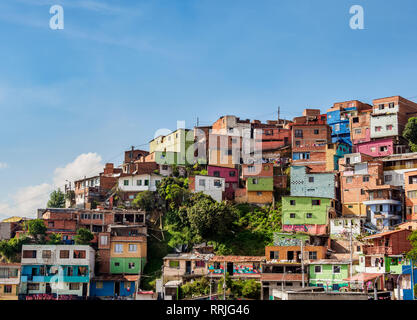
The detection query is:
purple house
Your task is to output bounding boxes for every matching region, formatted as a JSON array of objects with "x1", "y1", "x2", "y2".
[{"x1": 207, "y1": 166, "x2": 238, "y2": 200}]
